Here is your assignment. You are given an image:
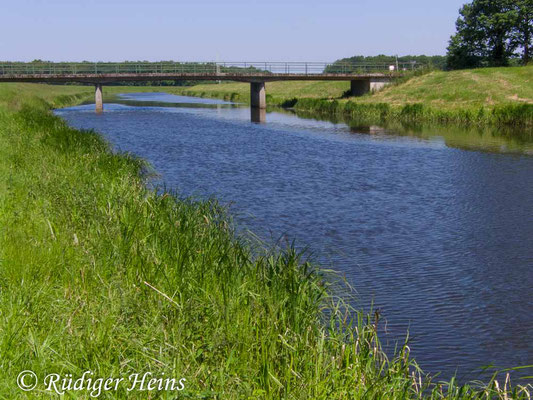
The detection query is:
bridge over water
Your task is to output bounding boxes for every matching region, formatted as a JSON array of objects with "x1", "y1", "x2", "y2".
[{"x1": 0, "y1": 61, "x2": 417, "y2": 119}]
